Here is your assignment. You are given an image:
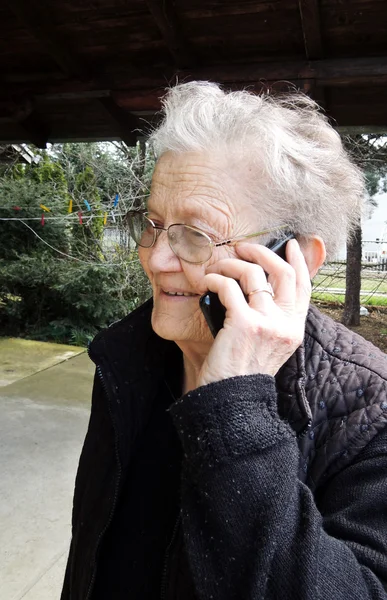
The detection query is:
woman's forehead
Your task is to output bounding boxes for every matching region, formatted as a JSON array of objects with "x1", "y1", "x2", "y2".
[
  {"x1": 152, "y1": 151, "x2": 229, "y2": 188},
  {"x1": 149, "y1": 151, "x2": 247, "y2": 217}
]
